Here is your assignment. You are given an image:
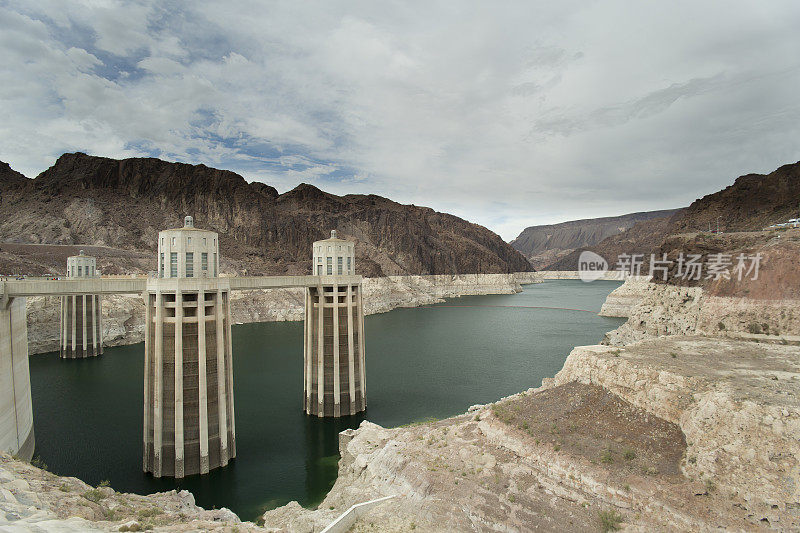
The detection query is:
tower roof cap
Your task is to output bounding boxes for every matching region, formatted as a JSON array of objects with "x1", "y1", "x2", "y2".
[{"x1": 314, "y1": 229, "x2": 351, "y2": 243}]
